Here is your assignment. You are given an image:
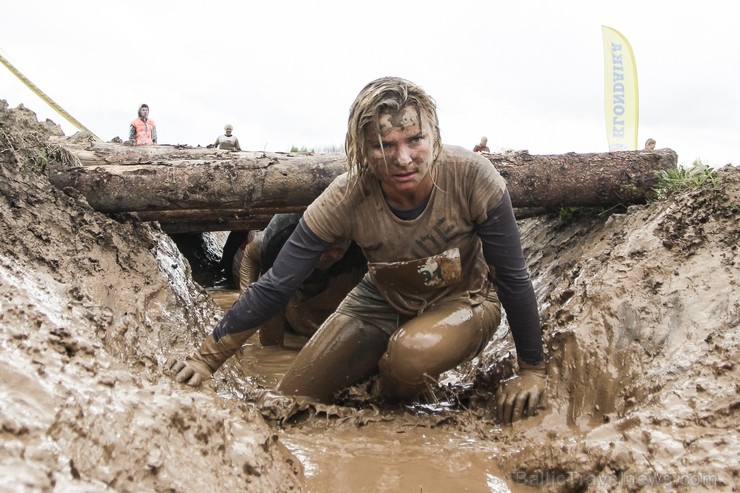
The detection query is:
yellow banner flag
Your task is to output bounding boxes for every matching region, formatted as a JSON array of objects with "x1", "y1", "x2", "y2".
[{"x1": 602, "y1": 26, "x2": 638, "y2": 151}]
